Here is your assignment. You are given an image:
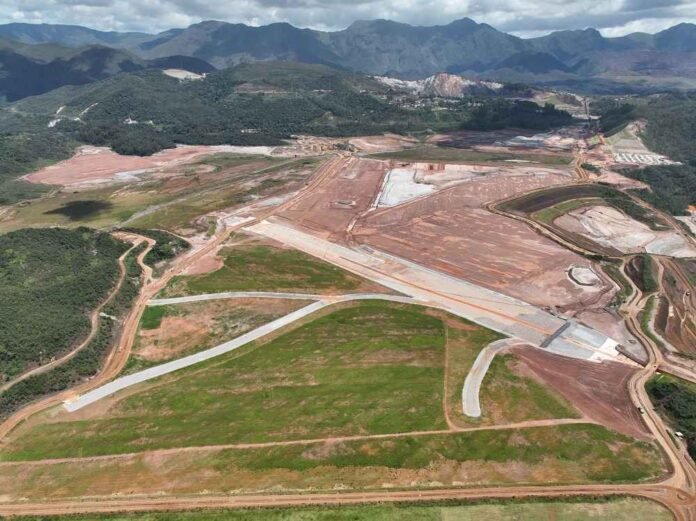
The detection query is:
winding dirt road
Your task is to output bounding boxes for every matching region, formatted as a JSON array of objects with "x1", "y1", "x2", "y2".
[
  {"x1": 0, "y1": 154, "x2": 344, "y2": 442},
  {"x1": 0, "y1": 151, "x2": 695, "y2": 519},
  {"x1": 0, "y1": 235, "x2": 156, "y2": 441},
  {"x1": 0, "y1": 237, "x2": 141, "y2": 394}
]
